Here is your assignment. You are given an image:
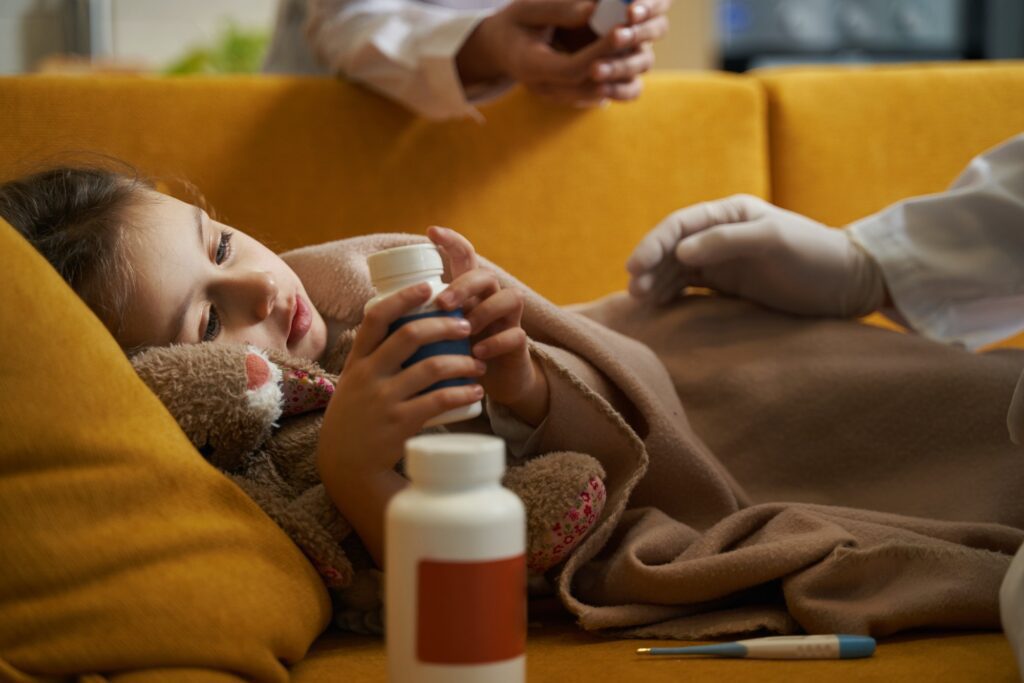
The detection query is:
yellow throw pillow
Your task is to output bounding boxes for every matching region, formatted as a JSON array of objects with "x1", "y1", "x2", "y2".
[{"x1": 0, "y1": 219, "x2": 331, "y2": 681}]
